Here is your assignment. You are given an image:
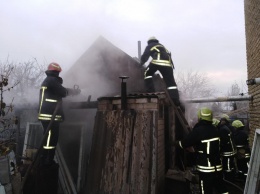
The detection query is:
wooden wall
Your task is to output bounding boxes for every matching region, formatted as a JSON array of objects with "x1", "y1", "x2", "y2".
[{"x1": 86, "y1": 96, "x2": 166, "y2": 194}]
